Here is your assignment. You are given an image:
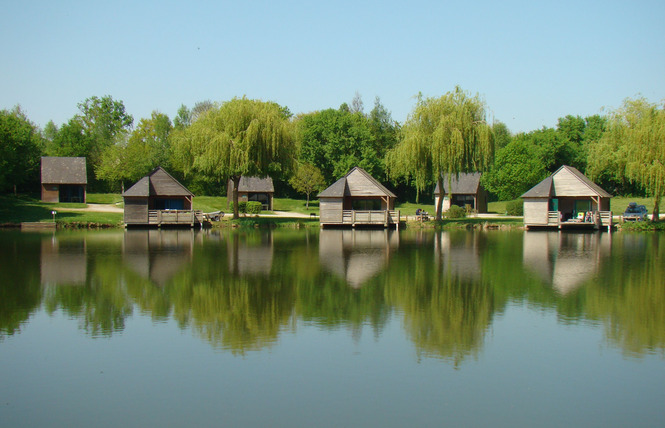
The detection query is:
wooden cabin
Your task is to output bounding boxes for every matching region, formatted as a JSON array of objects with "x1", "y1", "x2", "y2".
[
  {"x1": 521, "y1": 165, "x2": 613, "y2": 230},
  {"x1": 433, "y1": 172, "x2": 488, "y2": 213},
  {"x1": 318, "y1": 167, "x2": 399, "y2": 228},
  {"x1": 123, "y1": 167, "x2": 203, "y2": 227},
  {"x1": 227, "y1": 176, "x2": 274, "y2": 211},
  {"x1": 40, "y1": 157, "x2": 87, "y2": 203}
]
